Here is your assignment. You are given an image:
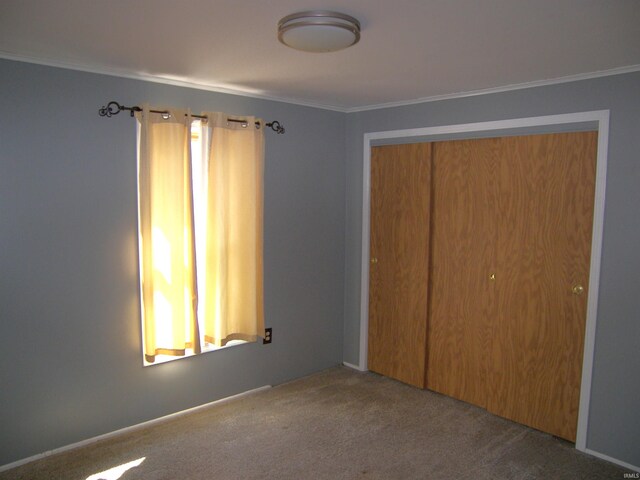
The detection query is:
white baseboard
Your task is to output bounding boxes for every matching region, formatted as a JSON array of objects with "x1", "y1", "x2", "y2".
[
  {"x1": 0, "y1": 385, "x2": 271, "y2": 473},
  {"x1": 343, "y1": 361, "x2": 367, "y2": 372},
  {"x1": 584, "y1": 448, "x2": 640, "y2": 473}
]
